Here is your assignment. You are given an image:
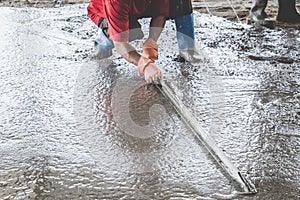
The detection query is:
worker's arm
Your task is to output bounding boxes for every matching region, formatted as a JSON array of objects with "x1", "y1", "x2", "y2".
[
  {"x1": 143, "y1": 15, "x2": 166, "y2": 60},
  {"x1": 114, "y1": 41, "x2": 163, "y2": 83}
]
